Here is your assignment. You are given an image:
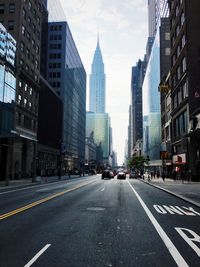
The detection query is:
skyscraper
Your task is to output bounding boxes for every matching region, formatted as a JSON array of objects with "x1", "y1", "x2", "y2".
[{"x1": 89, "y1": 36, "x2": 106, "y2": 113}]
